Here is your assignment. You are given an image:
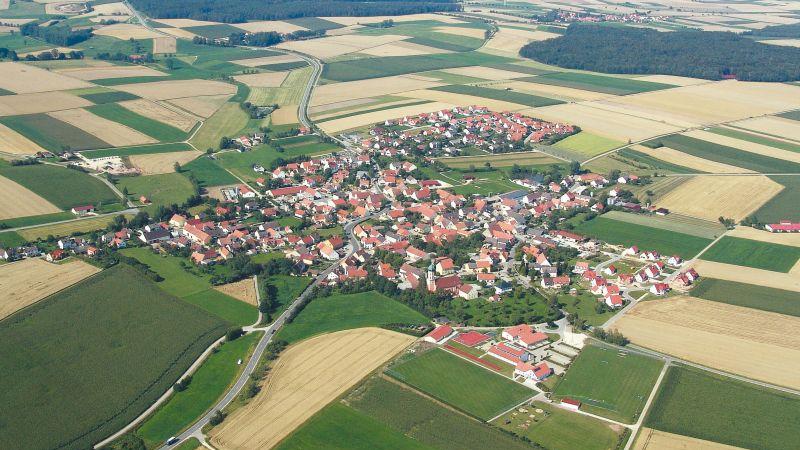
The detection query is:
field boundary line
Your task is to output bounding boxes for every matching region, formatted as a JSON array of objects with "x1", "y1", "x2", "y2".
[{"x1": 487, "y1": 394, "x2": 541, "y2": 423}]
